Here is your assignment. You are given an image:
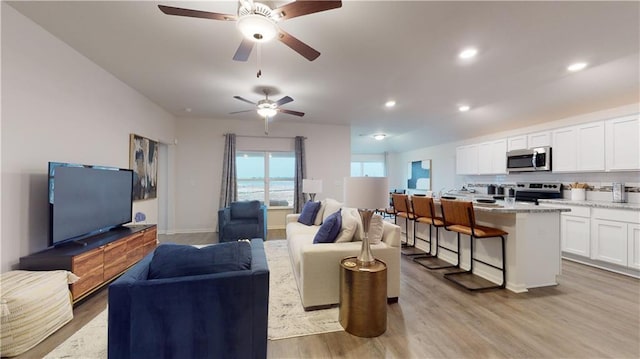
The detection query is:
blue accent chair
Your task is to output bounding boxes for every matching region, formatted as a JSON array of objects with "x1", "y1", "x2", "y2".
[
  {"x1": 218, "y1": 200, "x2": 267, "y2": 242},
  {"x1": 107, "y1": 238, "x2": 269, "y2": 359}
]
